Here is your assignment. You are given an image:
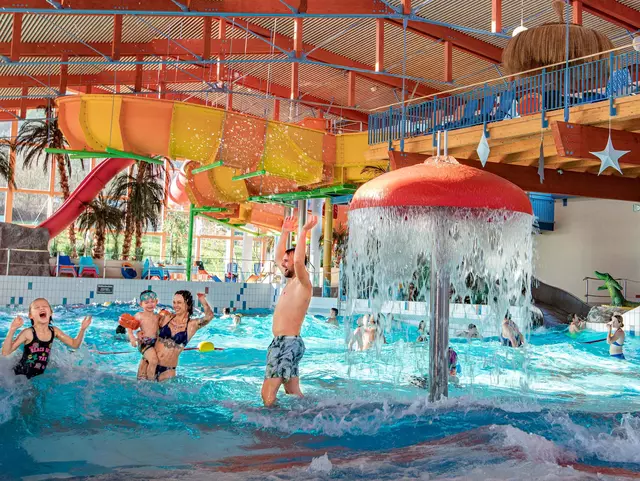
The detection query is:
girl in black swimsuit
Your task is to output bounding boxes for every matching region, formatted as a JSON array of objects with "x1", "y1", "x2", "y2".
[{"x1": 1, "y1": 298, "x2": 92, "y2": 379}]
